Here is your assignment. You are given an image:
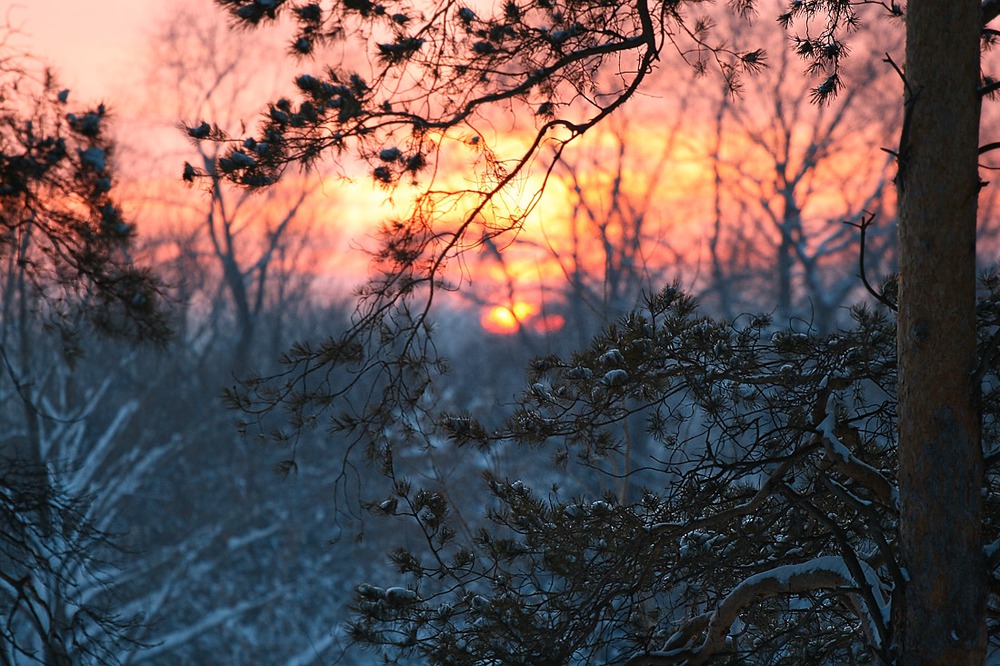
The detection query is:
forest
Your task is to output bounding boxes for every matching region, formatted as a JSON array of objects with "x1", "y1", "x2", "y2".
[{"x1": 2, "y1": 0, "x2": 1000, "y2": 663}]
